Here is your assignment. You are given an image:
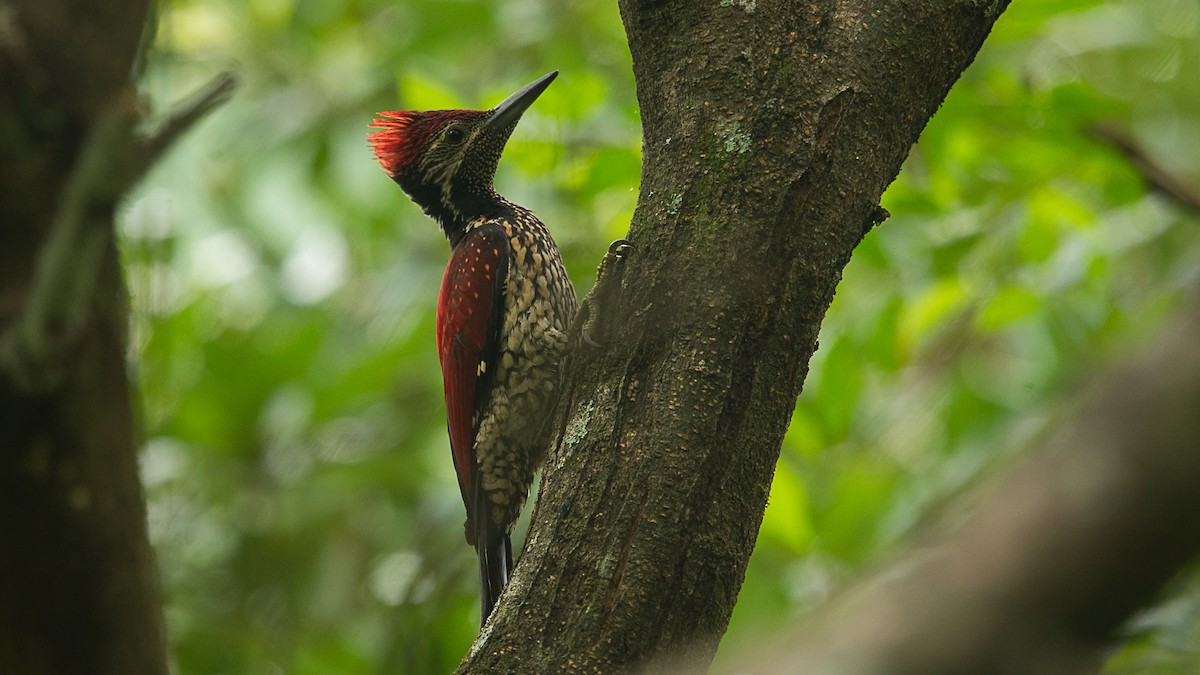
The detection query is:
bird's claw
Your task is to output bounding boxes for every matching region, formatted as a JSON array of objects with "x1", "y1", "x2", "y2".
[
  {"x1": 608, "y1": 239, "x2": 635, "y2": 257},
  {"x1": 573, "y1": 238, "x2": 635, "y2": 349}
]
